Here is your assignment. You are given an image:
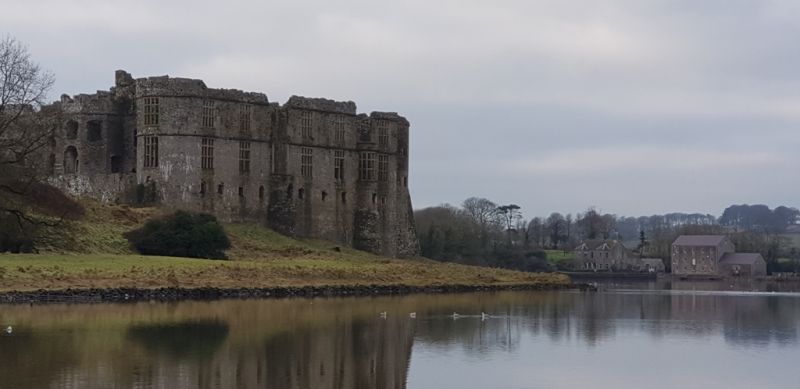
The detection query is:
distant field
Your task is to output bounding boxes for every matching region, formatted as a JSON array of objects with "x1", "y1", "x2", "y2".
[{"x1": 545, "y1": 250, "x2": 573, "y2": 264}]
